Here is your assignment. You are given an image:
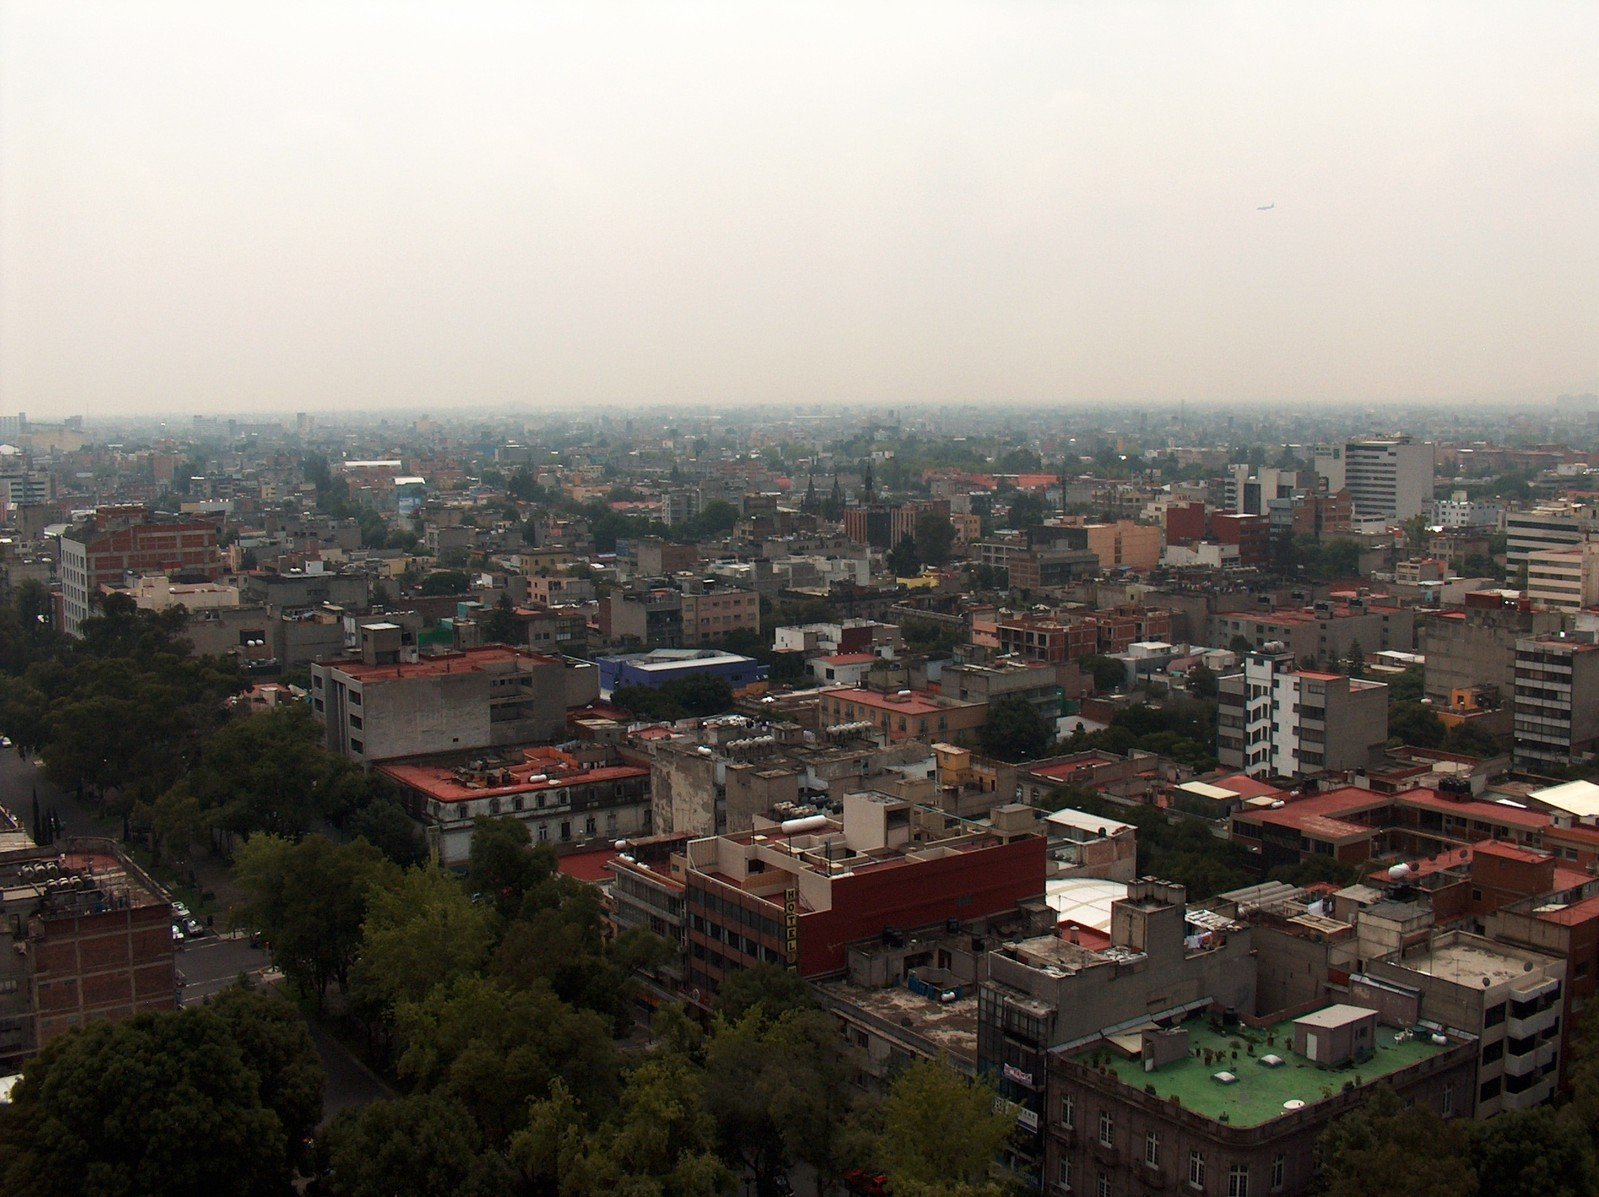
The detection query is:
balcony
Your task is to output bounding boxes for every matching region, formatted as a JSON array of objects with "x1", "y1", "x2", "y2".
[
  {"x1": 1507, "y1": 1005, "x2": 1559, "y2": 1040},
  {"x1": 1502, "y1": 1039, "x2": 1558, "y2": 1079}
]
